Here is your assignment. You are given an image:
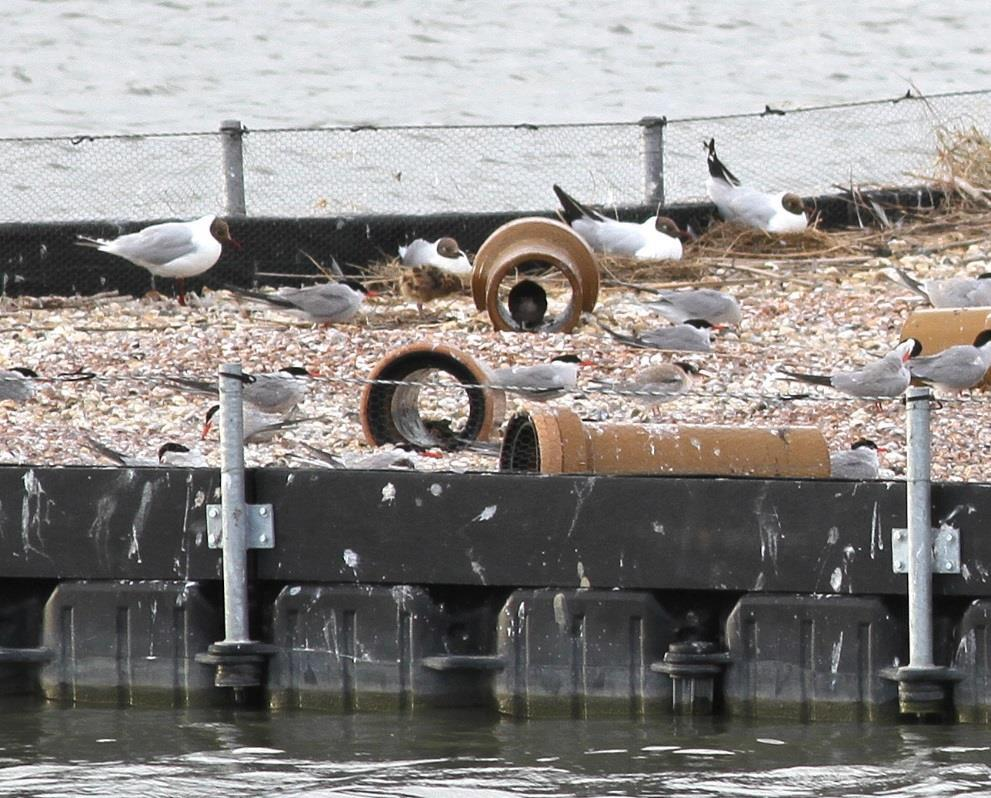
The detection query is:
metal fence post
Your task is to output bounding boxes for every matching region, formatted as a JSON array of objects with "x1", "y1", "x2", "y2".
[
  {"x1": 196, "y1": 362, "x2": 276, "y2": 693},
  {"x1": 220, "y1": 119, "x2": 247, "y2": 216},
  {"x1": 639, "y1": 116, "x2": 666, "y2": 208},
  {"x1": 882, "y1": 386, "x2": 961, "y2": 717}
]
